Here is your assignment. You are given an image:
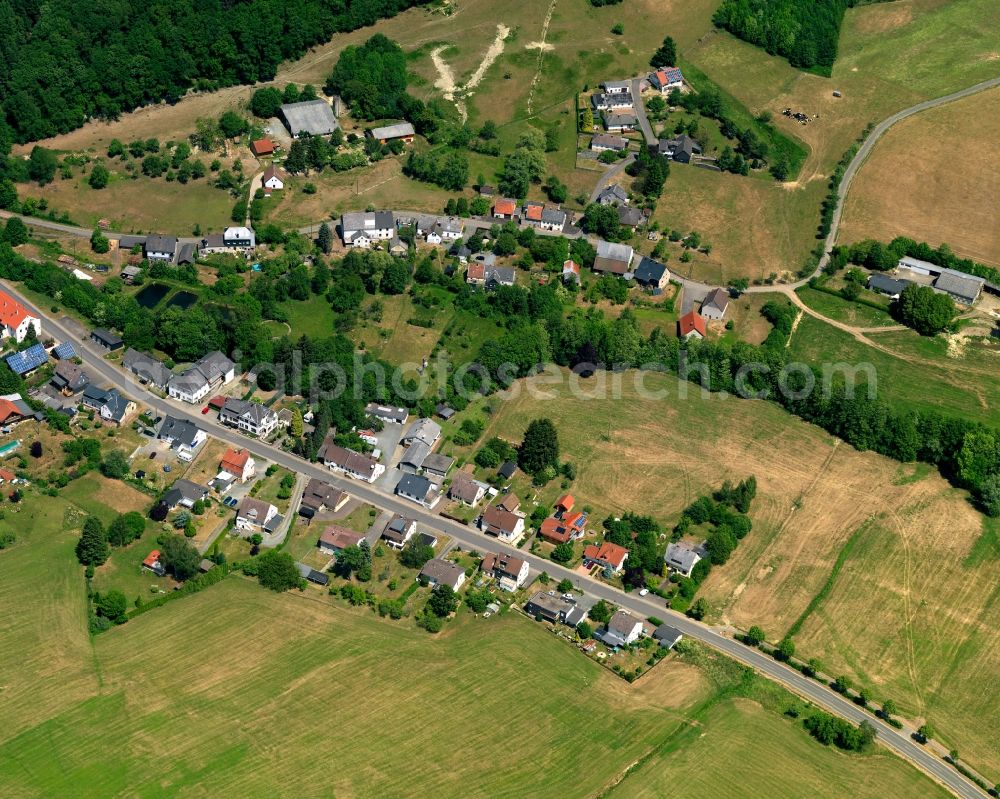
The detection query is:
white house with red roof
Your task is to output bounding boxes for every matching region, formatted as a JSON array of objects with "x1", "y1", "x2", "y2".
[
  {"x1": 220, "y1": 448, "x2": 255, "y2": 483},
  {"x1": 0, "y1": 290, "x2": 41, "y2": 343},
  {"x1": 583, "y1": 541, "x2": 629, "y2": 574},
  {"x1": 650, "y1": 67, "x2": 684, "y2": 94}
]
